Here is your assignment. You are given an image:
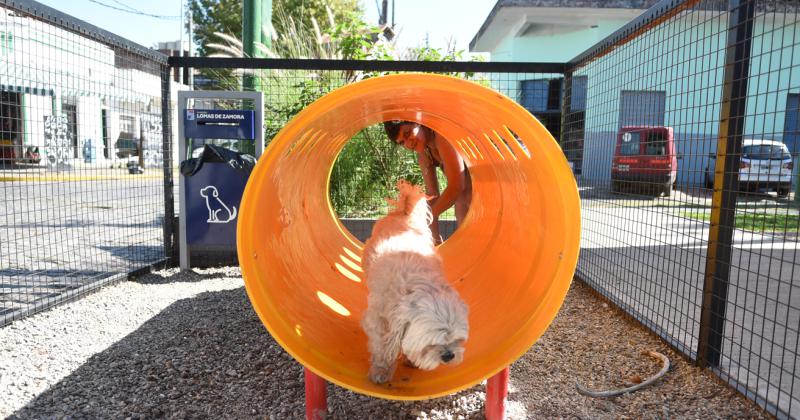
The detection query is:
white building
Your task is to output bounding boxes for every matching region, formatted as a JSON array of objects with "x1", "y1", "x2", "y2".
[{"x1": 1, "y1": 7, "x2": 187, "y2": 168}]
